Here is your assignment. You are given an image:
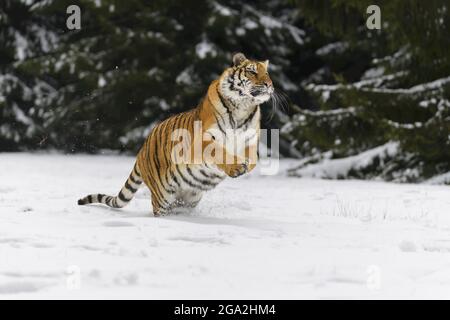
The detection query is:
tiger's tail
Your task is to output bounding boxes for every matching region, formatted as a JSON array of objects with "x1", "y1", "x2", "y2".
[{"x1": 78, "y1": 163, "x2": 143, "y2": 208}]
